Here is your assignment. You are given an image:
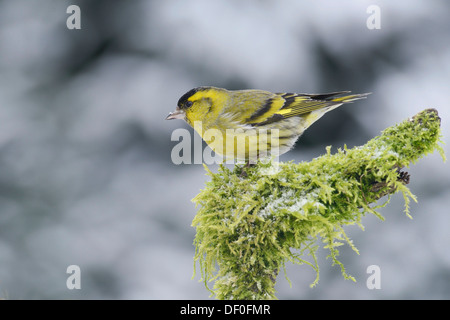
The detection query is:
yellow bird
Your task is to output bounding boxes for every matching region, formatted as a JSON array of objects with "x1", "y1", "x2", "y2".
[{"x1": 166, "y1": 87, "x2": 369, "y2": 163}]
